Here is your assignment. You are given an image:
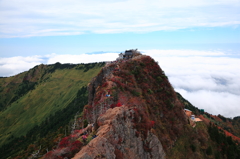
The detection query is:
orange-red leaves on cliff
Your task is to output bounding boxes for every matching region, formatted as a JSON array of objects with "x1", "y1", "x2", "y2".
[
  {"x1": 83, "y1": 55, "x2": 187, "y2": 153},
  {"x1": 59, "y1": 137, "x2": 70, "y2": 148},
  {"x1": 116, "y1": 102, "x2": 122, "y2": 107},
  {"x1": 44, "y1": 133, "x2": 83, "y2": 159}
]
